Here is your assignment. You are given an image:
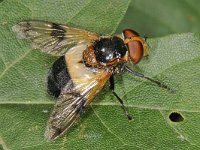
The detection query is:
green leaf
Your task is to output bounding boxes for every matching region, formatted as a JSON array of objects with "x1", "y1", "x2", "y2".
[
  {"x1": 1, "y1": 0, "x2": 200, "y2": 150},
  {"x1": 116, "y1": 0, "x2": 200, "y2": 37}
]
